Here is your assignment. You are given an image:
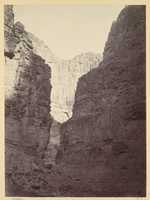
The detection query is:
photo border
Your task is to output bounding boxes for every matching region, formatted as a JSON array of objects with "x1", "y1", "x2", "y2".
[{"x1": 0, "y1": 0, "x2": 149, "y2": 199}]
